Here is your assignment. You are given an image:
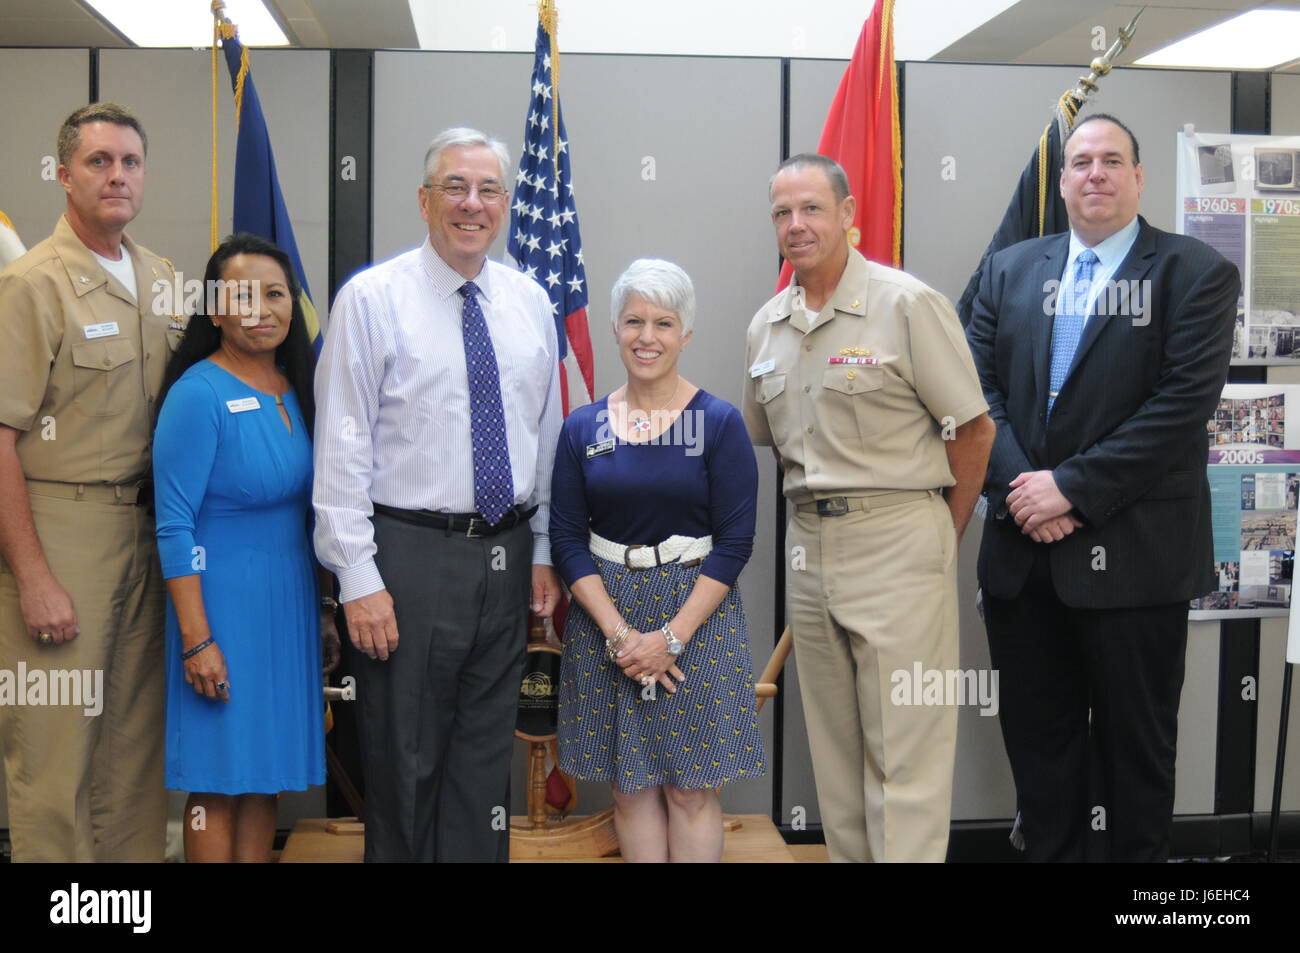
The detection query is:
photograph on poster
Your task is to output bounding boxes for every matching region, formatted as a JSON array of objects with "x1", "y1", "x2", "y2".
[
  {"x1": 1191, "y1": 384, "x2": 1300, "y2": 619},
  {"x1": 1178, "y1": 131, "x2": 1300, "y2": 364}
]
